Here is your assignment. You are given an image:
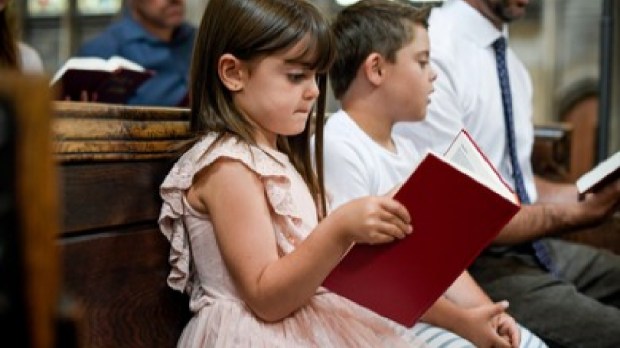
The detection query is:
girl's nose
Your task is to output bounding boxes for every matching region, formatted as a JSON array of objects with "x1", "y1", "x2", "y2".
[{"x1": 305, "y1": 77, "x2": 320, "y2": 100}]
